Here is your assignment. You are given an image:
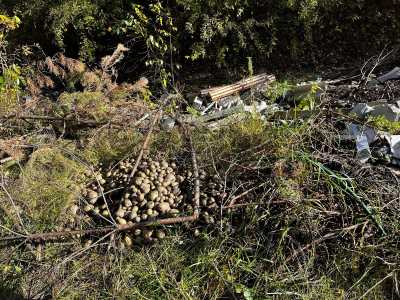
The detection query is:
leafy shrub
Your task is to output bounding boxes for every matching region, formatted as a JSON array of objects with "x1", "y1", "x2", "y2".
[
  {"x1": 0, "y1": 64, "x2": 23, "y2": 114},
  {"x1": 2, "y1": 1, "x2": 400, "y2": 76},
  {"x1": 0, "y1": 13, "x2": 22, "y2": 114},
  {"x1": 116, "y1": 2, "x2": 178, "y2": 87}
]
